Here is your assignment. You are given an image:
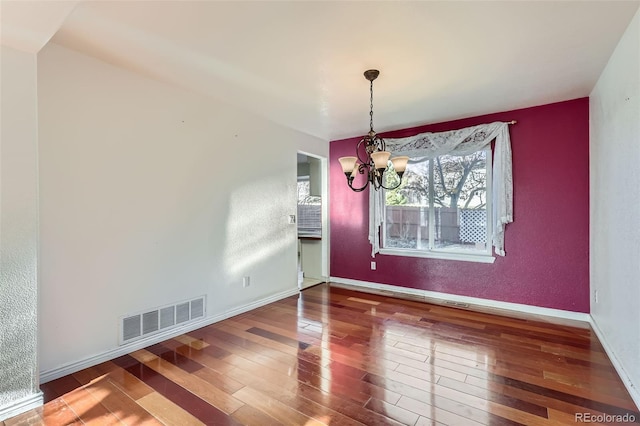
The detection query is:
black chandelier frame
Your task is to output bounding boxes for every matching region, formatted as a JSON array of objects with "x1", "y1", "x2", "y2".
[{"x1": 340, "y1": 69, "x2": 407, "y2": 193}]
